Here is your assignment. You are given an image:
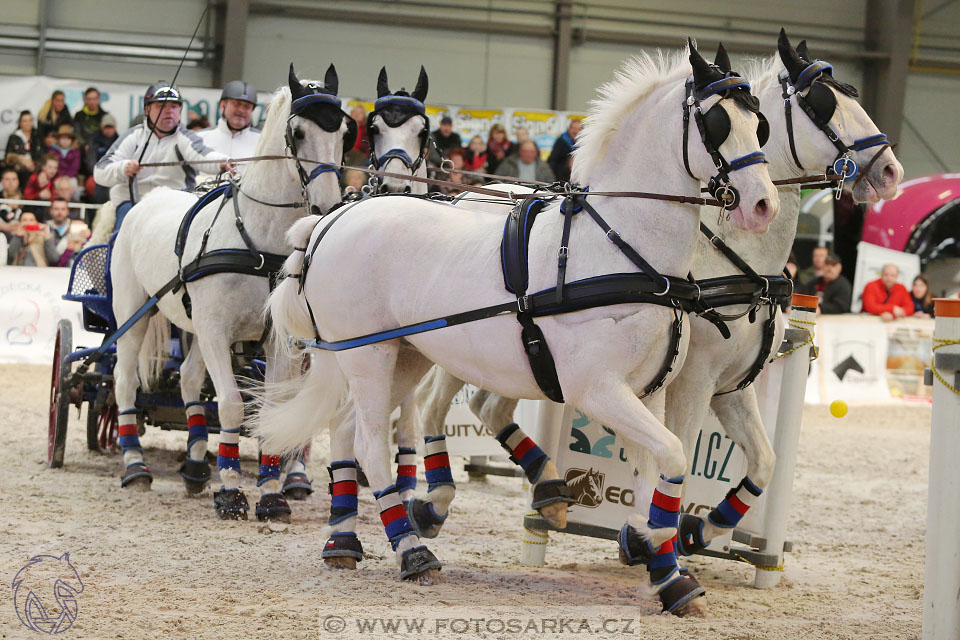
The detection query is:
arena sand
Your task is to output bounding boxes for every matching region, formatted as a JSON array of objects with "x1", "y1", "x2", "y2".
[{"x1": 0, "y1": 364, "x2": 927, "y2": 639}]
